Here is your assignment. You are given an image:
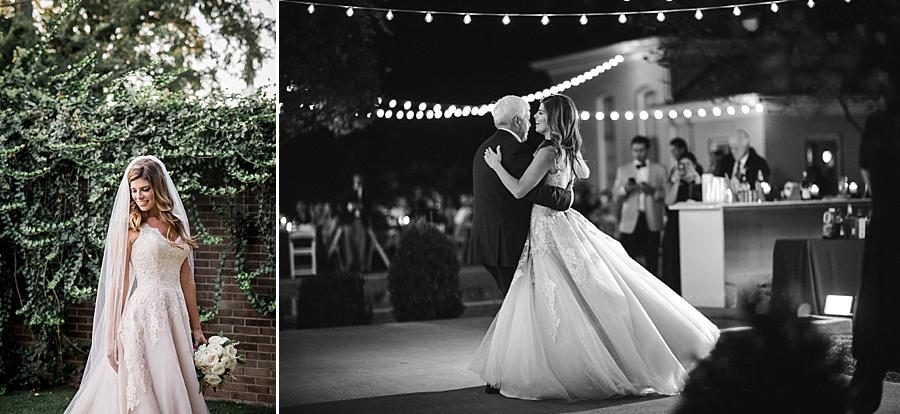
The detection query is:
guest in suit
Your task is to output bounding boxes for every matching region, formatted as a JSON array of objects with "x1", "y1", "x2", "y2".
[
  {"x1": 471, "y1": 95, "x2": 572, "y2": 298},
  {"x1": 662, "y1": 152, "x2": 703, "y2": 295},
  {"x1": 723, "y1": 129, "x2": 771, "y2": 189},
  {"x1": 613, "y1": 135, "x2": 667, "y2": 275},
  {"x1": 338, "y1": 173, "x2": 373, "y2": 272},
  {"x1": 848, "y1": 97, "x2": 900, "y2": 414}
]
